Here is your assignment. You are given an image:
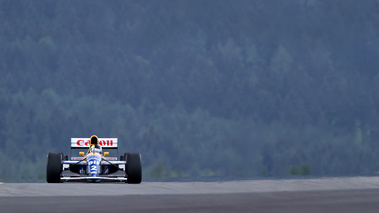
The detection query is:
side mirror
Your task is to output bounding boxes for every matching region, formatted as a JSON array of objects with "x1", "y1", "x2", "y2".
[
  {"x1": 104, "y1": 152, "x2": 109, "y2": 156},
  {"x1": 79, "y1": 152, "x2": 85, "y2": 156}
]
